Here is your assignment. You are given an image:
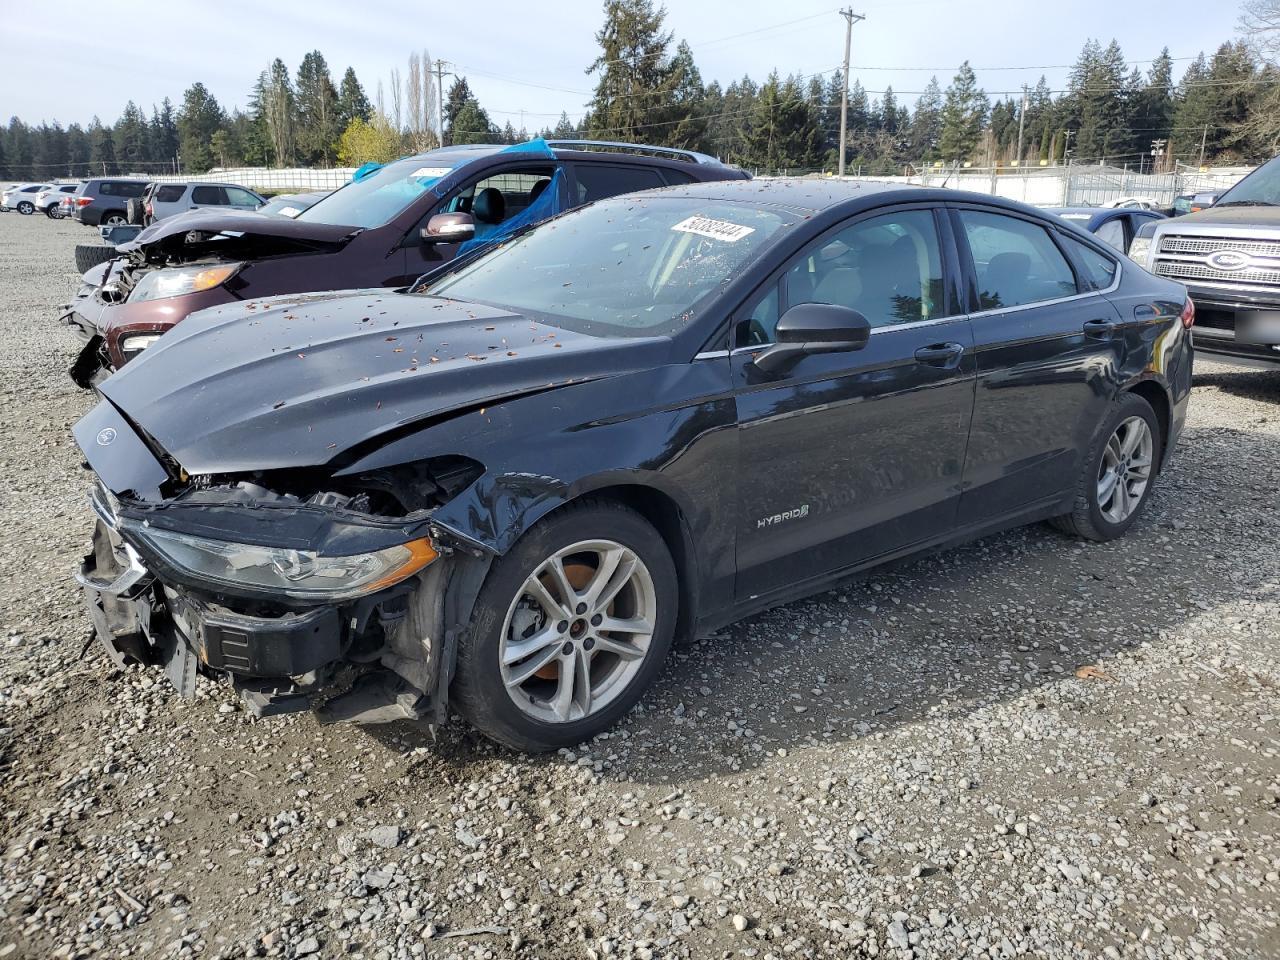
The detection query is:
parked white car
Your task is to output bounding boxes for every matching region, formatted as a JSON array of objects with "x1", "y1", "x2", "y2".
[
  {"x1": 1, "y1": 183, "x2": 53, "y2": 214},
  {"x1": 1101, "y1": 196, "x2": 1162, "y2": 211},
  {"x1": 35, "y1": 183, "x2": 82, "y2": 218}
]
